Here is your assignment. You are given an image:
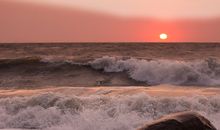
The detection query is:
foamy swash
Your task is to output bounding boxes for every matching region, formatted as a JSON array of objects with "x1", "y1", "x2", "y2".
[
  {"x1": 0, "y1": 93, "x2": 219, "y2": 130},
  {"x1": 1, "y1": 56, "x2": 220, "y2": 87}
]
